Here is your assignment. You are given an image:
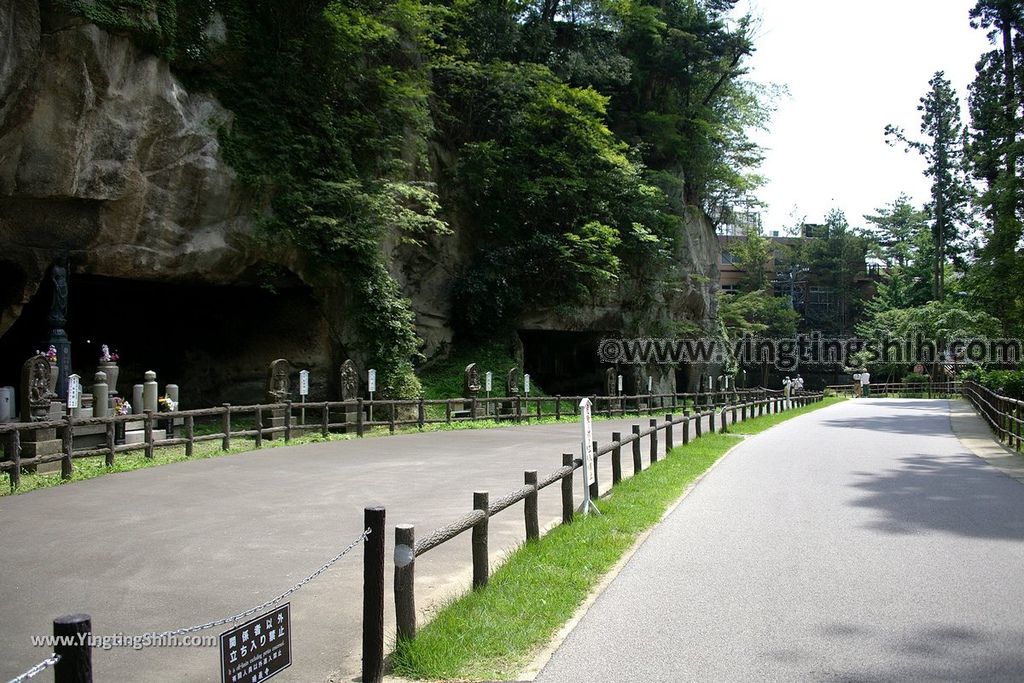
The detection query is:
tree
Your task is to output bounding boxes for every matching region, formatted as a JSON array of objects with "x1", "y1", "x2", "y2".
[
  {"x1": 967, "y1": 1, "x2": 1024, "y2": 331},
  {"x1": 733, "y1": 223, "x2": 772, "y2": 291},
  {"x1": 886, "y1": 71, "x2": 972, "y2": 300},
  {"x1": 863, "y1": 194, "x2": 928, "y2": 268}
]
